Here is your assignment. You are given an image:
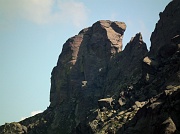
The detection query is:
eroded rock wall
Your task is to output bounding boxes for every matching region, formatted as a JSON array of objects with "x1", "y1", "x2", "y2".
[{"x1": 0, "y1": 0, "x2": 180, "y2": 134}]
